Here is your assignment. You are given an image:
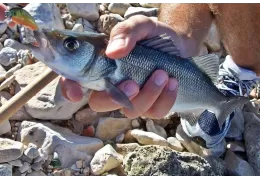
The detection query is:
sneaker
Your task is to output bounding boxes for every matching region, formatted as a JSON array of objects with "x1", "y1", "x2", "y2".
[{"x1": 177, "y1": 55, "x2": 260, "y2": 157}]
